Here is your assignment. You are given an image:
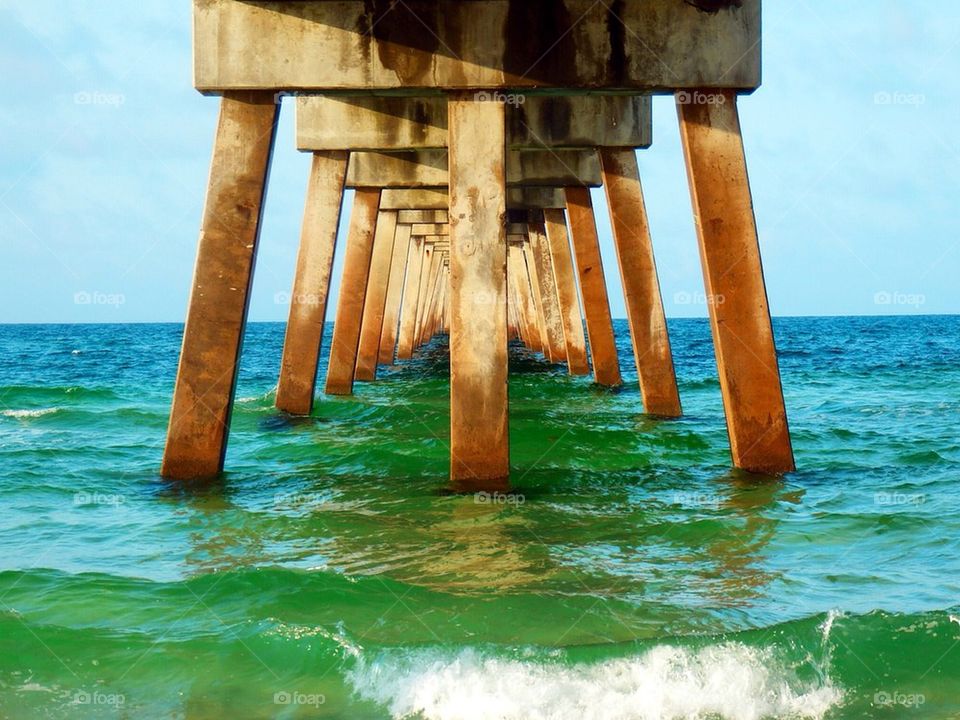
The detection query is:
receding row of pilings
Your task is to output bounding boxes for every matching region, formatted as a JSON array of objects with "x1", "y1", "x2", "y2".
[{"x1": 162, "y1": 0, "x2": 793, "y2": 491}]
